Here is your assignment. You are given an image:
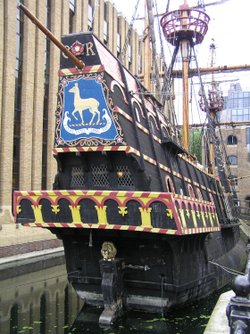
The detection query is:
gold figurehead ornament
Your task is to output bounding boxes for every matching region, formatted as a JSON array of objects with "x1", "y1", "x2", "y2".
[{"x1": 101, "y1": 241, "x2": 117, "y2": 260}]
